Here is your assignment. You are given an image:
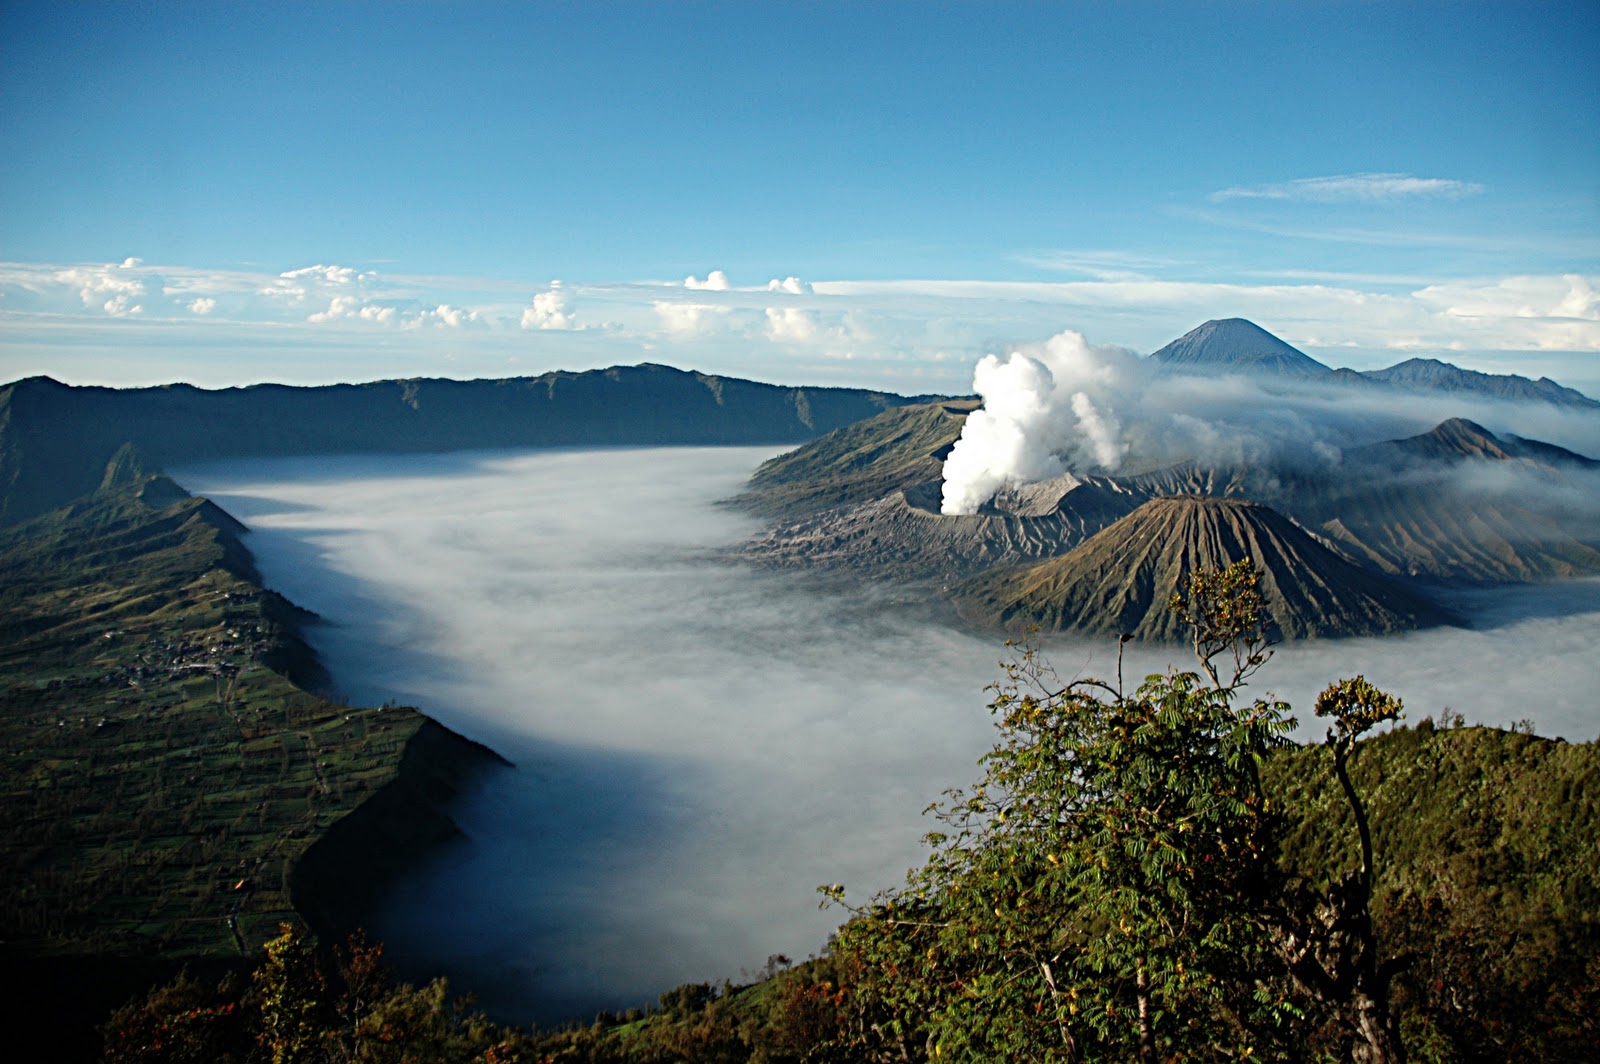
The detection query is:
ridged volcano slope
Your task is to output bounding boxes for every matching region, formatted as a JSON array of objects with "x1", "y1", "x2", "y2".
[{"x1": 956, "y1": 496, "x2": 1453, "y2": 641}]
